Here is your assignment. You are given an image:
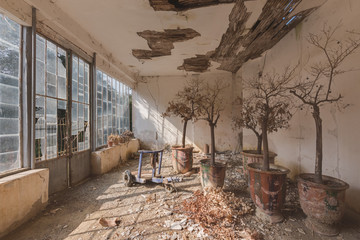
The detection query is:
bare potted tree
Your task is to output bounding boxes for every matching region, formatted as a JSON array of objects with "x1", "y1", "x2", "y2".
[
  {"x1": 290, "y1": 24, "x2": 360, "y2": 236},
  {"x1": 198, "y1": 80, "x2": 228, "y2": 188},
  {"x1": 243, "y1": 67, "x2": 295, "y2": 223},
  {"x1": 233, "y1": 96, "x2": 276, "y2": 176},
  {"x1": 163, "y1": 79, "x2": 202, "y2": 173}
]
